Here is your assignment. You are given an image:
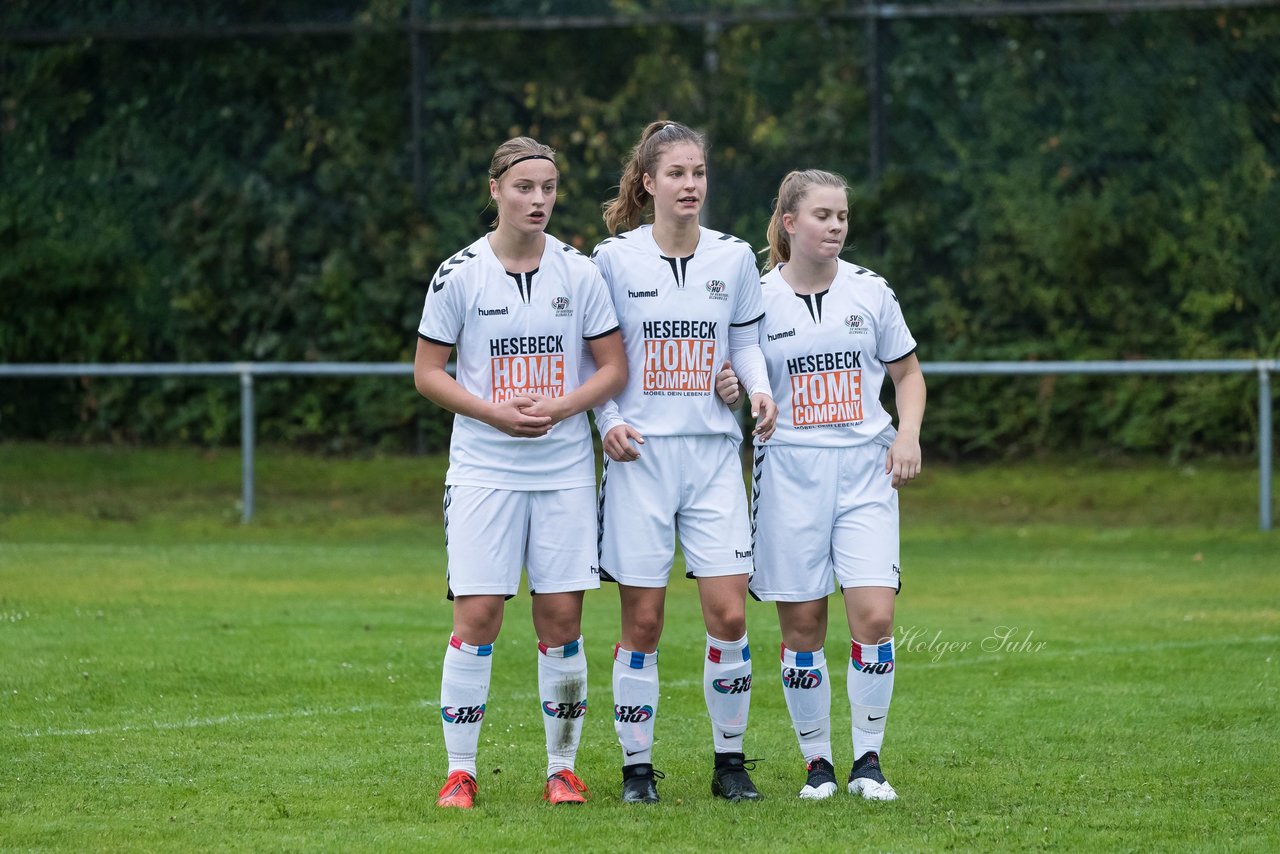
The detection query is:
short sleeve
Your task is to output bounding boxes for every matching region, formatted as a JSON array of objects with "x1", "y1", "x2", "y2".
[
  {"x1": 580, "y1": 265, "x2": 620, "y2": 340},
  {"x1": 876, "y1": 282, "x2": 917, "y2": 363},
  {"x1": 418, "y1": 261, "x2": 467, "y2": 346},
  {"x1": 731, "y1": 245, "x2": 765, "y2": 327}
]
